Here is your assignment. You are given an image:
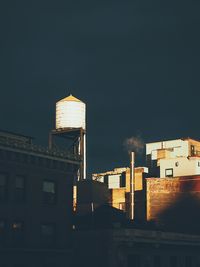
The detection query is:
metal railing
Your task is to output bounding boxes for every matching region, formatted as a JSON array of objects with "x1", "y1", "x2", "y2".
[{"x1": 0, "y1": 136, "x2": 81, "y2": 161}]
